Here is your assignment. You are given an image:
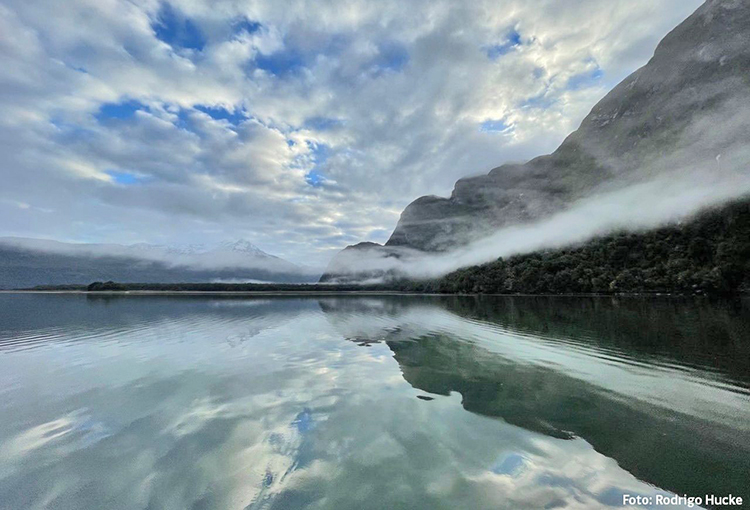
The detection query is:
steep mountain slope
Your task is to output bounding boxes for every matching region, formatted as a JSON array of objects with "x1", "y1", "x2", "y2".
[
  {"x1": 322, "y1": 0, "x2": 750, "y2": 282},
  {"x1": 0, "y1": 238, "x2": 317, "y2": 288},
  {"x1": 387, "y1": 0, "x2": 750, "y2": 251},
  {"x1": 432, "y1": 198, "x2": 750, "y2": 295}
]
